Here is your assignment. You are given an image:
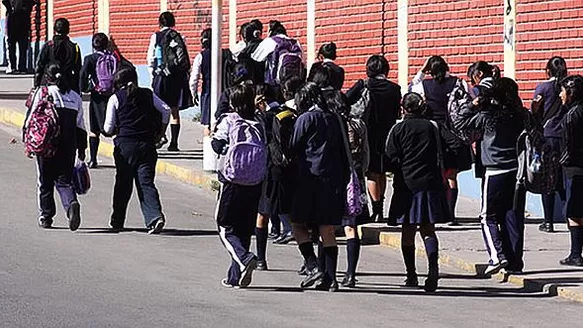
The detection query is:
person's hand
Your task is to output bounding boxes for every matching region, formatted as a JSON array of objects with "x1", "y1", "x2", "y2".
[
  {"x1": 193, "y1": 93, "x2": 199, "y2": 107},
  {"x1": 422, "y1": 57, "x2": 432, "y2": 73}
]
